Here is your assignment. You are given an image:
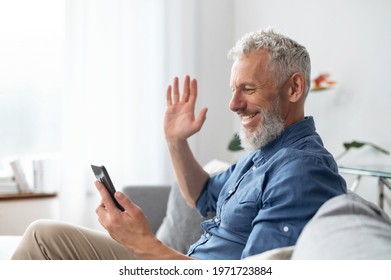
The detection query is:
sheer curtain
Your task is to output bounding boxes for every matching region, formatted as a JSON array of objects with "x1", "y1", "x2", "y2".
[
  {"x1": 61, "y1": 0, "x2": 173, "y2": 225},
  {"x1": 0, "y1": 0, "x2": 64, "y2": 158}
]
